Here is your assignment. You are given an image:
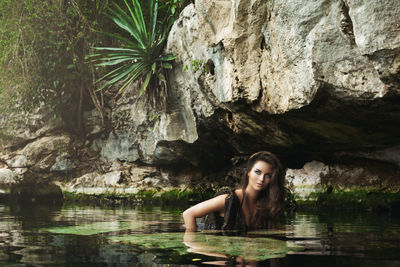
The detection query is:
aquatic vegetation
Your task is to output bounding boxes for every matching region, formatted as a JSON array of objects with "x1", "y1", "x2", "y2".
[
  {"x1": 109, "y1": 232, "x2": 304, "y2": 261},
  {"x1": 42, "y1": 221, "x2": 145, "y2": 236}
]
